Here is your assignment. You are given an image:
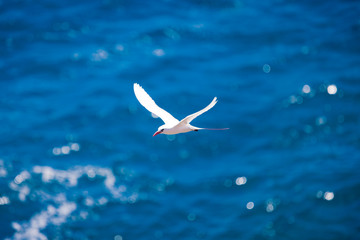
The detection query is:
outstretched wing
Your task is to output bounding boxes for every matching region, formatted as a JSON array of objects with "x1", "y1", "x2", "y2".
[
  {"x1": 133, "y1": 83, "x2": 179, "y2": 126},
  {"x1": 180, "y1": 97, "x2": 217, "y2": 124}
]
